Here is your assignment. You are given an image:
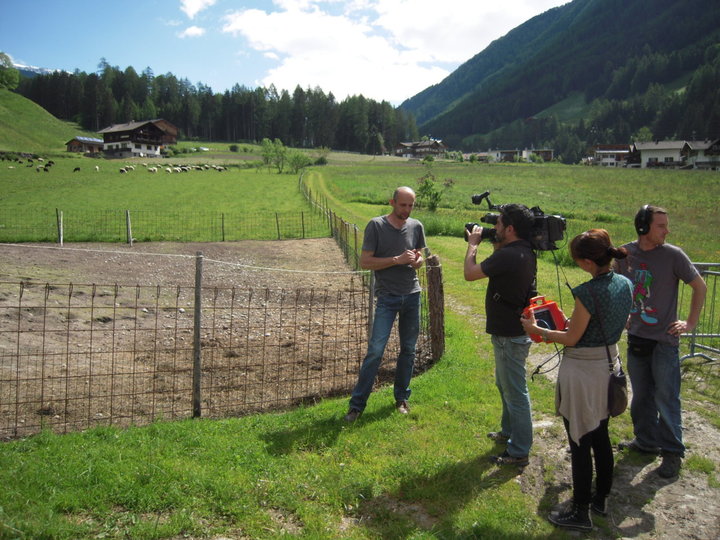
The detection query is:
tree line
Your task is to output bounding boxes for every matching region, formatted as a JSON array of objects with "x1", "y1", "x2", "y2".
[{"x1": 14, "y1": 59, "x2": 419, "y2": 154}]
